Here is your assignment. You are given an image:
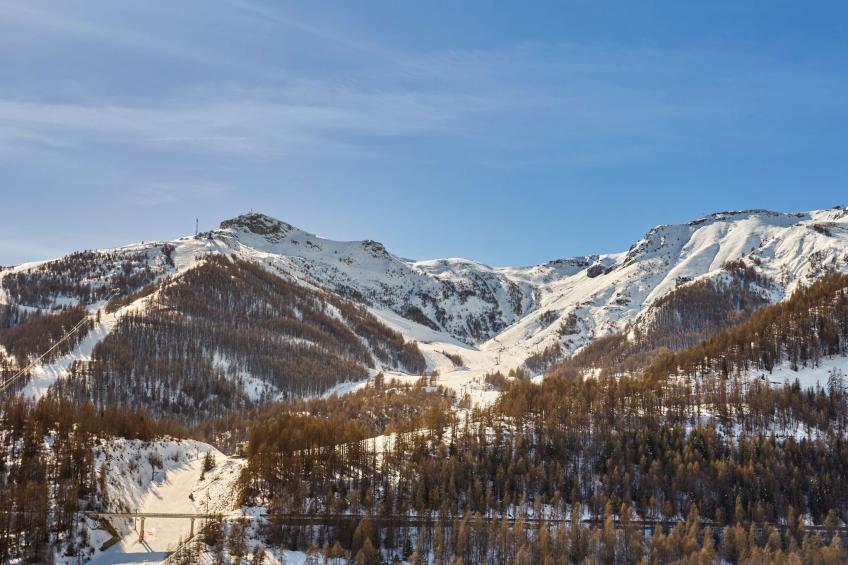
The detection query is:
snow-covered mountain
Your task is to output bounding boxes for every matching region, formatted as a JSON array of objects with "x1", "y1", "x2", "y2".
[
  {"x1": 211, "y1": 213, "x2": 537, "y2": 343},
  {"x1": 493, "y1": 208, "x2": 848, "y2": 361},
  {"x1": 2, "y1": 207, "x2": 848, "y2": 405}
]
